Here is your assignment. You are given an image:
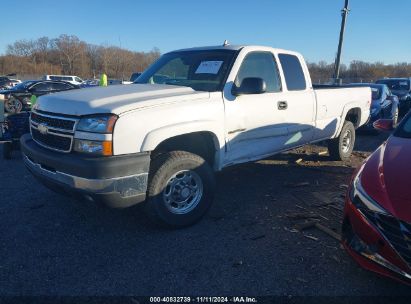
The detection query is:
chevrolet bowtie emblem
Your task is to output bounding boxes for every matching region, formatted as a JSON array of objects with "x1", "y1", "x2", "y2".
[{"x1": 38, "y1": 123, "x2": 48, "y2": 135}]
